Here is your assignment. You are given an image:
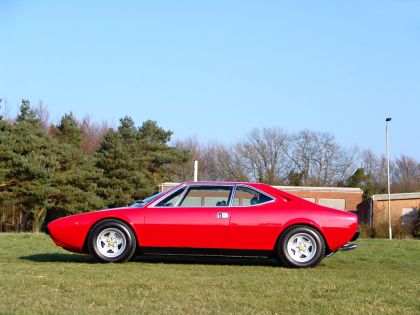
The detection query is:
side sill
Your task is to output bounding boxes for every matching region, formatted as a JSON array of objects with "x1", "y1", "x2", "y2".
[{"x1": 140, "y1": 247, "x2": 274, "y2": 258}]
